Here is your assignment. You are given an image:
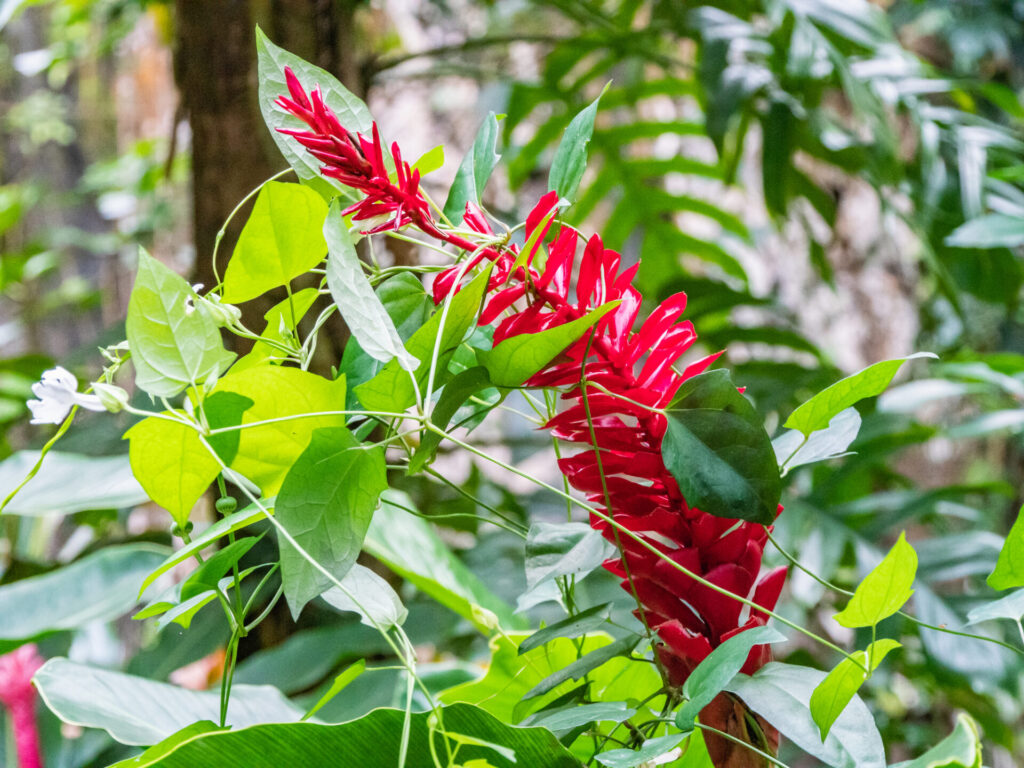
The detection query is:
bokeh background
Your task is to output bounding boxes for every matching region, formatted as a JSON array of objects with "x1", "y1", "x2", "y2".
[{"x1": 2, "y1": 1, "x2": 1024, "y2": 765}]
